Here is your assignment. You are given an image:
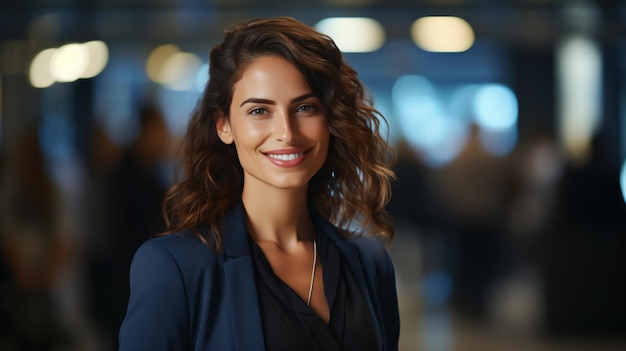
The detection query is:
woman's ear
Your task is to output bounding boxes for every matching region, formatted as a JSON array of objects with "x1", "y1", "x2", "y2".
[{"x1": 215, "y1": 113, "x2": 234, "y2": 144}]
